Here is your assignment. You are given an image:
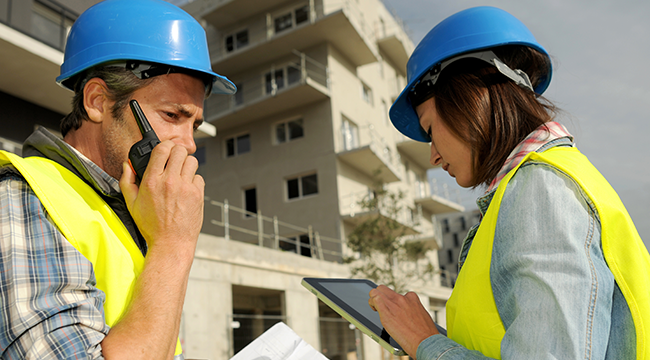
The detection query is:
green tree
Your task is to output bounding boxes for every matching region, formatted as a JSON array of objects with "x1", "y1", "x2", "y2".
[{"x1": 344, "y1": 179, "x2": 435, "y2": 294}]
